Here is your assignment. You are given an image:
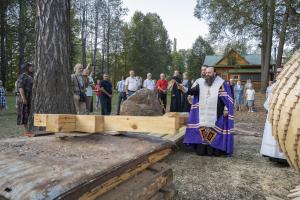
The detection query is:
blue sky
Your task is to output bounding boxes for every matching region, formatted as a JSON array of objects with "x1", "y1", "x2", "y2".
[{"x1": 122, "y1": 0, "x2": 209, "y2": 50}]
